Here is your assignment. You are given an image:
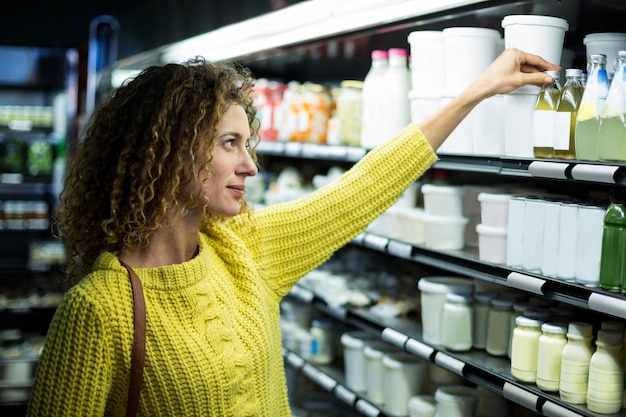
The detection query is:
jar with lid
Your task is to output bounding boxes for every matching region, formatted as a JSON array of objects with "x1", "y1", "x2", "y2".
[
  {"x1": 536, "y1": 322, "x2": 568, "y2": 392},
  {"x1": 559, "y1": 322, "x2": 594, "y2": 404},
  {"x1": 587, "y1": 329, "x2": 624, "y2": 414},
  {"x1": 310, "y1": 318, "x2": 334, "y2": 365},
  {"x1": 290, "y1": 83, "x2": 331, "y2": 144},
  {"x1": 336, "y1": 80, "x2": 363, "y2": 147},
  {"x1": 485, "y1": 297, "x2": 514, "y2": 357},
  {"x1": 510, "y1": 316, "x2": 543, "y2": 383},
  {"x1": 472, "y1": 292, "x2": 494, "y2": 350},
  {"x1": 440, "y1": 292, "x2": 473, "y2": 352}
]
